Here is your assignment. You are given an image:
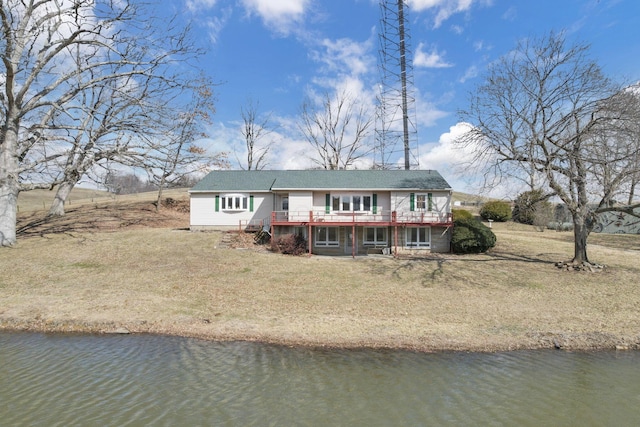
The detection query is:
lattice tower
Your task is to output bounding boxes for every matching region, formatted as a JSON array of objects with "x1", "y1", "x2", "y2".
[{"x1": 375, "y1": 0, "x2": 419, "y2": 170}]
